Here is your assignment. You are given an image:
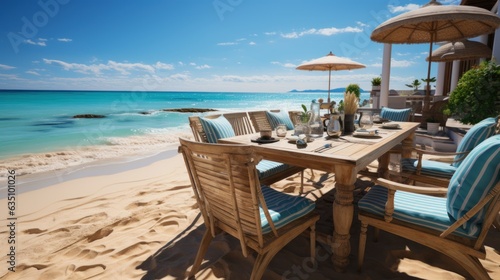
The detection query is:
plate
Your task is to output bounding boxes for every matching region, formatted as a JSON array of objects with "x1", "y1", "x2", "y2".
[
  {"x1": 381, "y1": 123, "x2": 401, "y2": 129},
  {"x1": 251, "y1": 137, "x2": 279, "y2": 144}
]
